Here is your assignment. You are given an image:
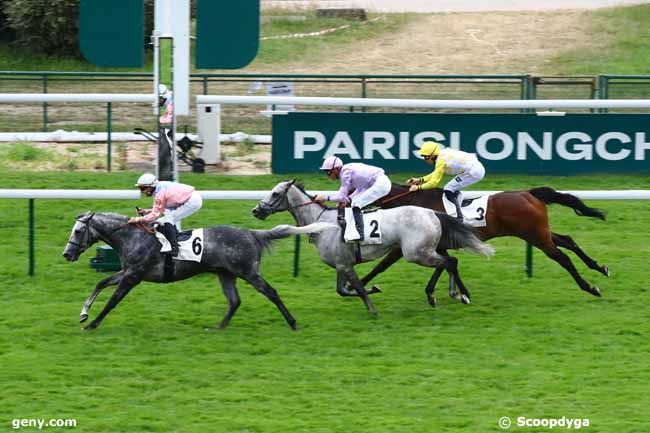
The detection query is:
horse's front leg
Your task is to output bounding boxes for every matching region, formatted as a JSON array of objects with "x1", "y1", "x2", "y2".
[
  {"x1": 339, "y1": 266, "x2": 377, "y2": 315},
  {"x1": 80, "y1": 271, "x2": 124, "y2": 323},
  {"x1": 336, "y1": 270, "x2": 382, "y2": 297},
  {"x1": 84, "y1": 271, "x2": 142, "y2": 331}
]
